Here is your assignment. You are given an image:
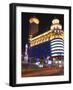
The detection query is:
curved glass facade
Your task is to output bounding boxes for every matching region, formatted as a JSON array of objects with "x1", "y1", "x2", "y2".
[{"x1": 50, "y1": 38, "x2": 64, "y2": 57}]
